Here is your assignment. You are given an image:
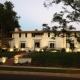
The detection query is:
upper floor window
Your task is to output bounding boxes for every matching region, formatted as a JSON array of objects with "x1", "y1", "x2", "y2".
[
  {"x1": 19, "y1": 33, "x2": 21, "y2": 37},
  {"x1": 25, "y1": 33, "x2": 27, "y2": 37},
  {"x1": 32, "y1": 33, "x2": 35, "y2": 37},
  {"x1": 48, "y1": 32, "x2": 50, "y2": 37}
]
